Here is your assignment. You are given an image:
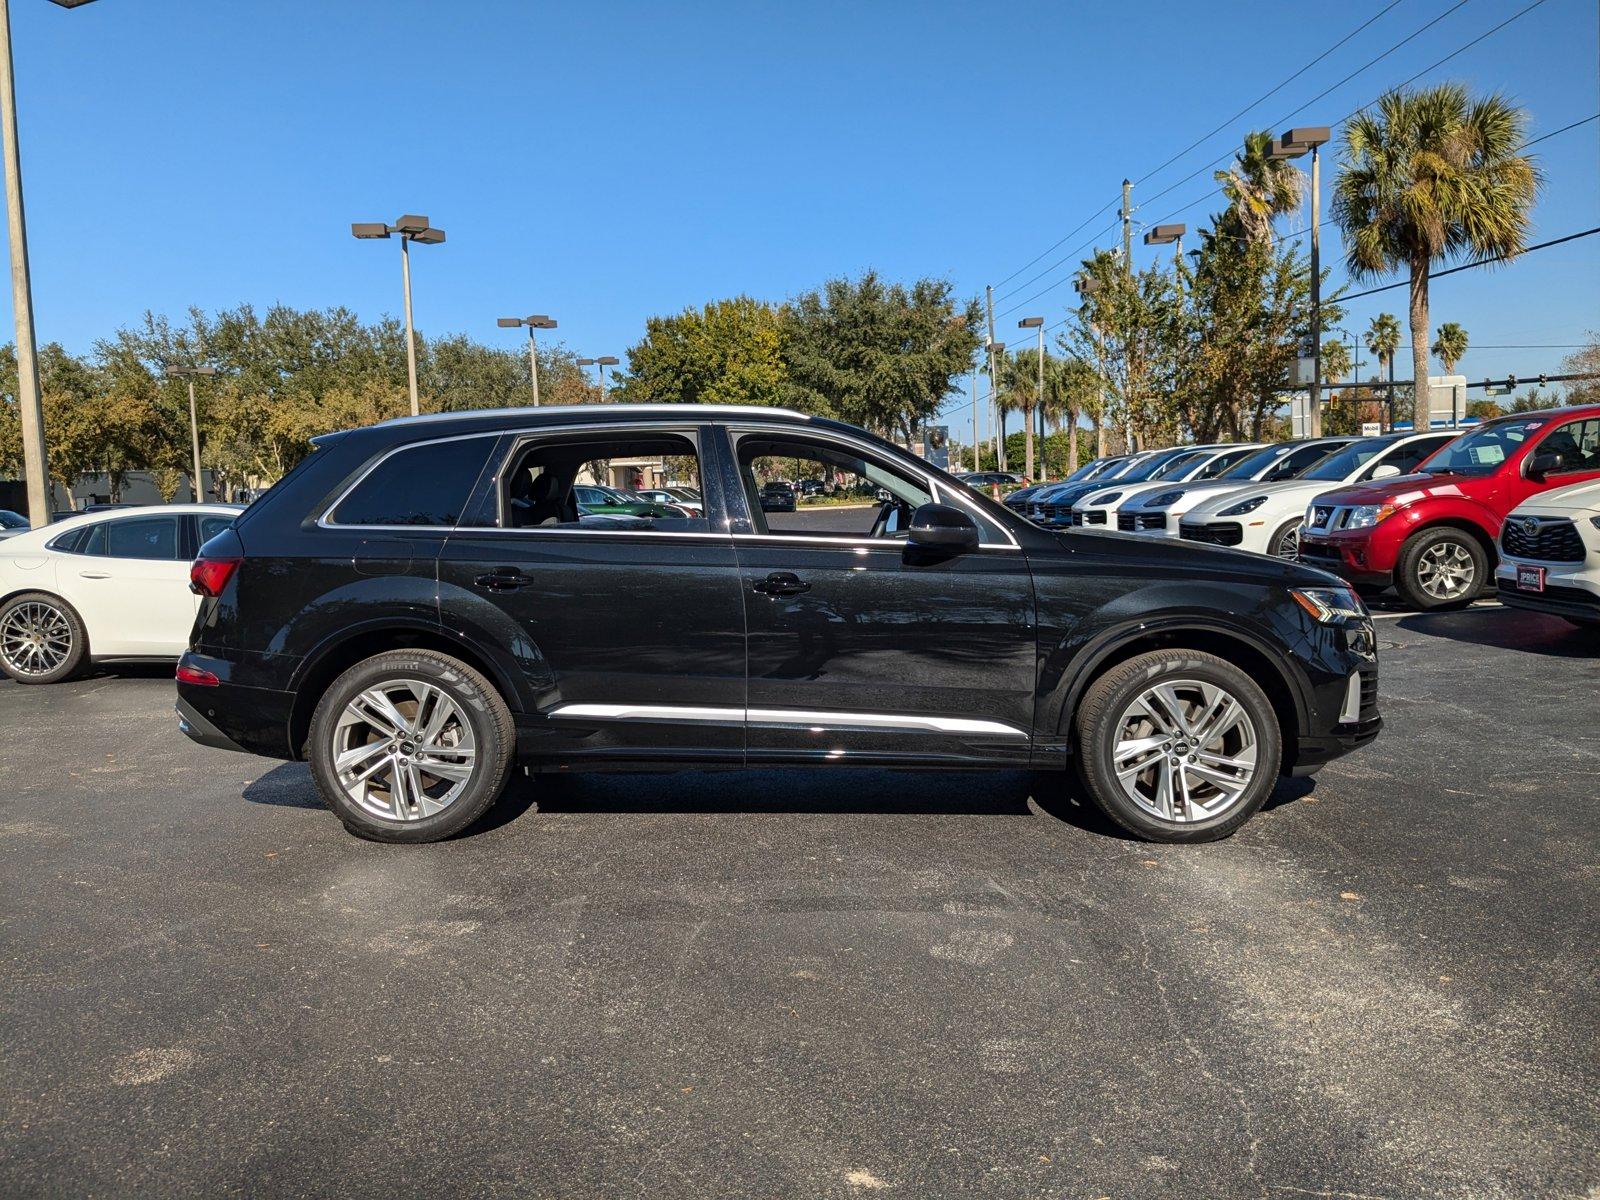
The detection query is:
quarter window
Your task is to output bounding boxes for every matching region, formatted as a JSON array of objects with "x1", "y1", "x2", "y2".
[{"x1": 330, "y1": 437, "x2": 497, "y2": 527}]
